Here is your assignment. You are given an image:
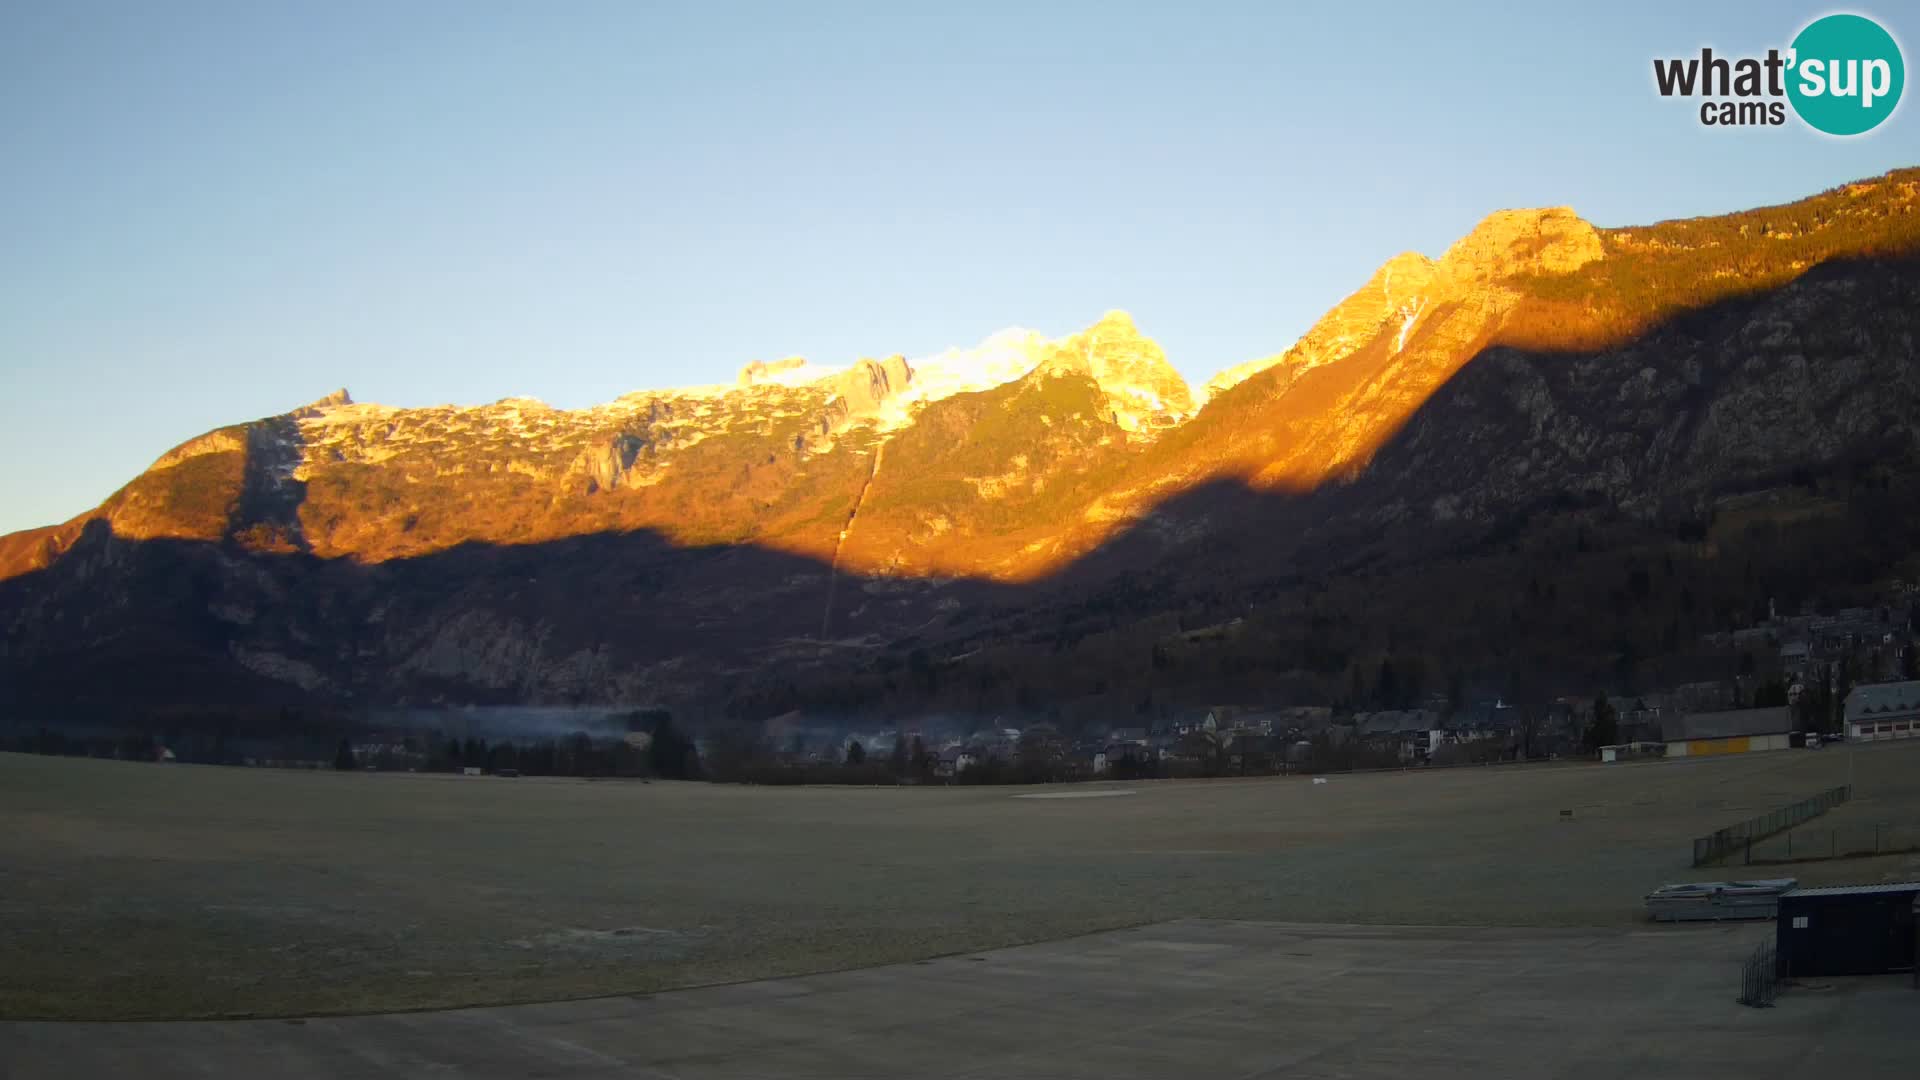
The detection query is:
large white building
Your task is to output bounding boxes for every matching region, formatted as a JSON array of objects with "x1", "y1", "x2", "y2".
[
  {"x1": 1661, "y1": 707, "x2": 1793, "y2": 757},
  {"x1": 1843, "y1": 681, "x2": 1920, "y2": 742}
]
